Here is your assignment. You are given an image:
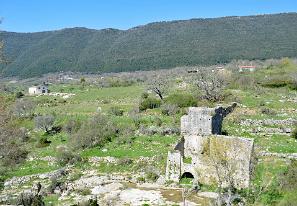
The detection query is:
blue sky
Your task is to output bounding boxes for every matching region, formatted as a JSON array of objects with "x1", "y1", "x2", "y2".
[{"x1": 0, "y1": 0, "x2": 296, "y2": 32}]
